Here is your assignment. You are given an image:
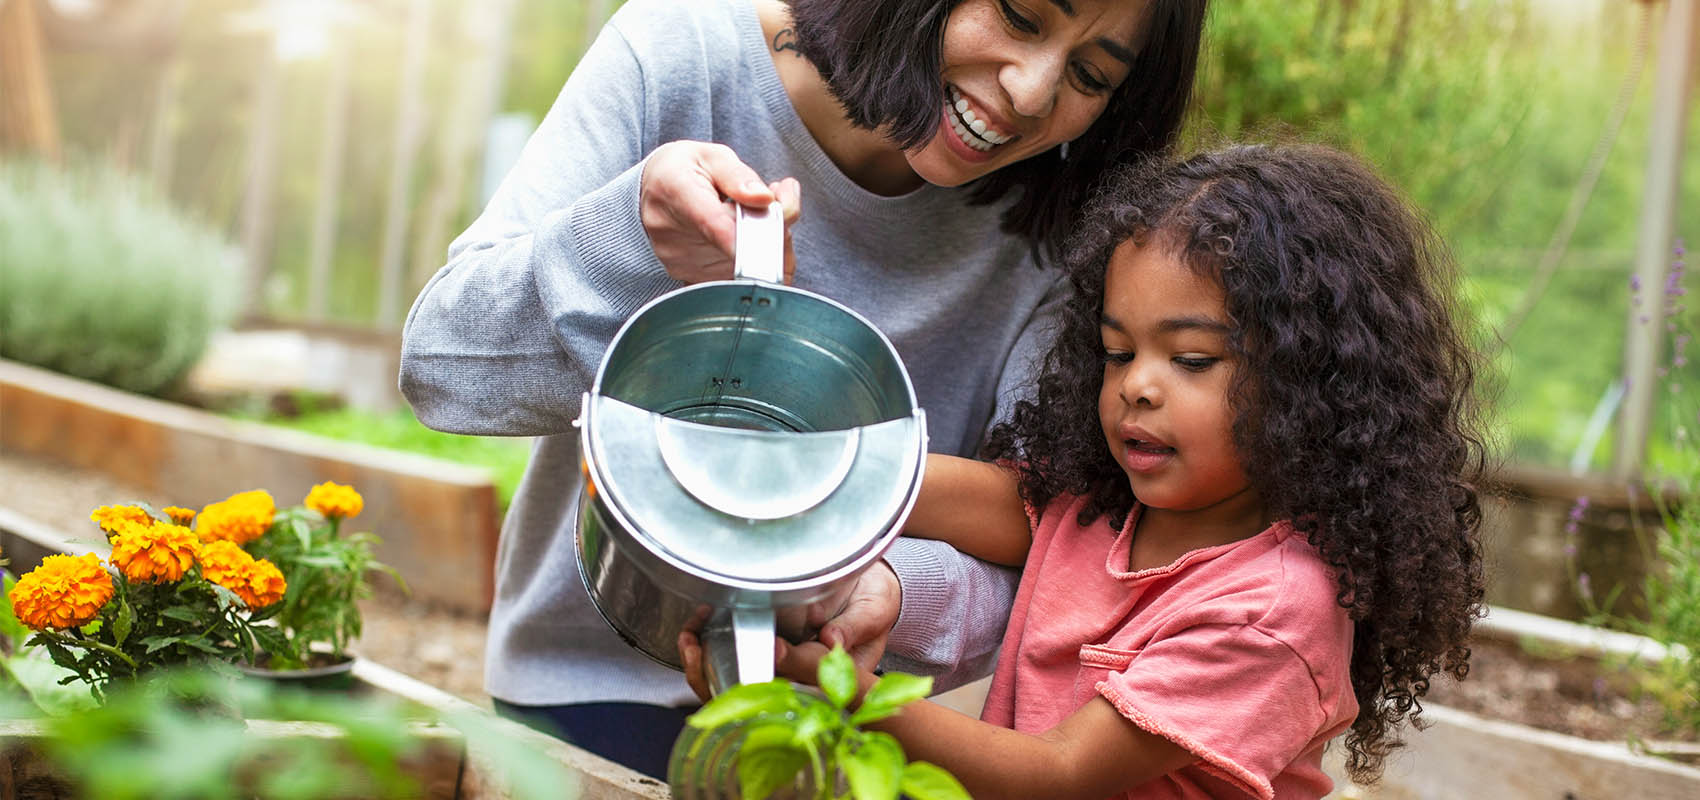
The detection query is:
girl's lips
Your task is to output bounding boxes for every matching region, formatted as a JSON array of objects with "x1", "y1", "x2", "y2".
[{"x1": 1121, "y1": 442, "x2": 1175, "y2": 473}]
